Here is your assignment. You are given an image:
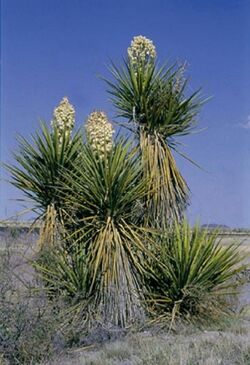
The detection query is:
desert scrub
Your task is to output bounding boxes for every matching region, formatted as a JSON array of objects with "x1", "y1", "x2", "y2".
[
  {"x1": 0, "y1": 235, "x2": 88, "y2": 365},
  {"x1": 0, "y1": 239, "x2": 56, "y2": 365},
  {"x1": 0, "y1": 293, "x2": 57, "y2": 365}
]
